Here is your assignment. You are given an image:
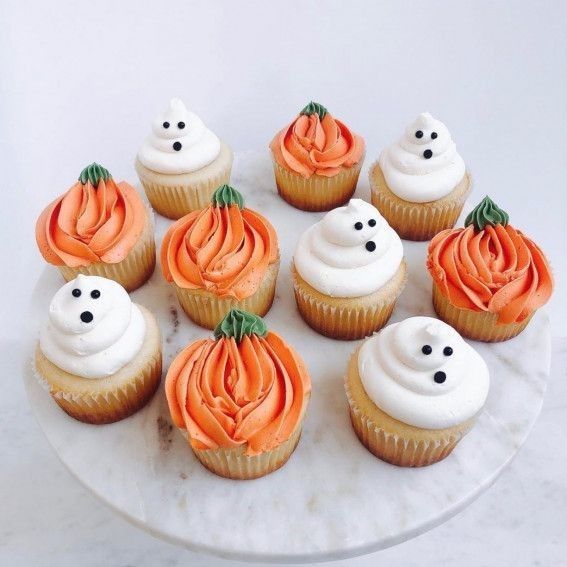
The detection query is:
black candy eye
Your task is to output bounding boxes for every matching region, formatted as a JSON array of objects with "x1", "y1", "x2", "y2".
[
  {"x1": 177, "y1": 121, "x2": 185, "y2": 129},
  {"x1": 415, "y1": 130, "x2": 423, "y2": 139},
  {"x1": 422, "y1": 345, "x2": 432, "y2": 355},
  {"x1": 173, "y1": 141, "x2": 182, "y2": 151},
  {"x1": 368, "y1": 219, "x2": 376, "y2": 227},
  {"x1": 354, "y1": 221, "x2": 363, "y2": 230},
  {"x1": 72, "y1": 288, "x2": 81, "y2": 298},
  {"x1": 431, "y1": 132, "x2": 438, "y2": 139},
  {"x1": 163, "y1": 121, "x2": 170, "y2": 129},
  {"x1": 434, "y1": 371, "x2": 446, "y2": 384},
  {"x1": 443, "y1": 346, "x2": 453, "y2": 356},
  {"x1": 91, "y1": 290, "x2": 101, "y2": 299},
  {"x1": 423, "y1": 149, "x2": 433, "y2": 159}
]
